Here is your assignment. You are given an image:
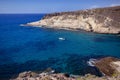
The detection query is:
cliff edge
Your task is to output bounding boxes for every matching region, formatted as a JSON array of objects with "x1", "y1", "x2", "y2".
[
  {"x1": 11, "y1": 57, "x2": 120, "y2": 80},
  {"x1": 26, "y1": 6, "x2": 120, "y2": 34}
]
